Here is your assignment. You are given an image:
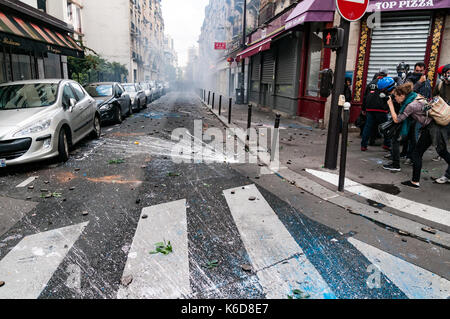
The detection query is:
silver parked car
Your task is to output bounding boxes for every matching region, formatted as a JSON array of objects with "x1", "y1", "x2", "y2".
[
  {"x1": 121, "y1": 83, "x2": 147, "y2": 112},
  {"x1": 139, "y1": 82, "x2": 154, "y2": 105},
  {"x1": 0, "y1": 79, "x2": 101, "y2": 167}
]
